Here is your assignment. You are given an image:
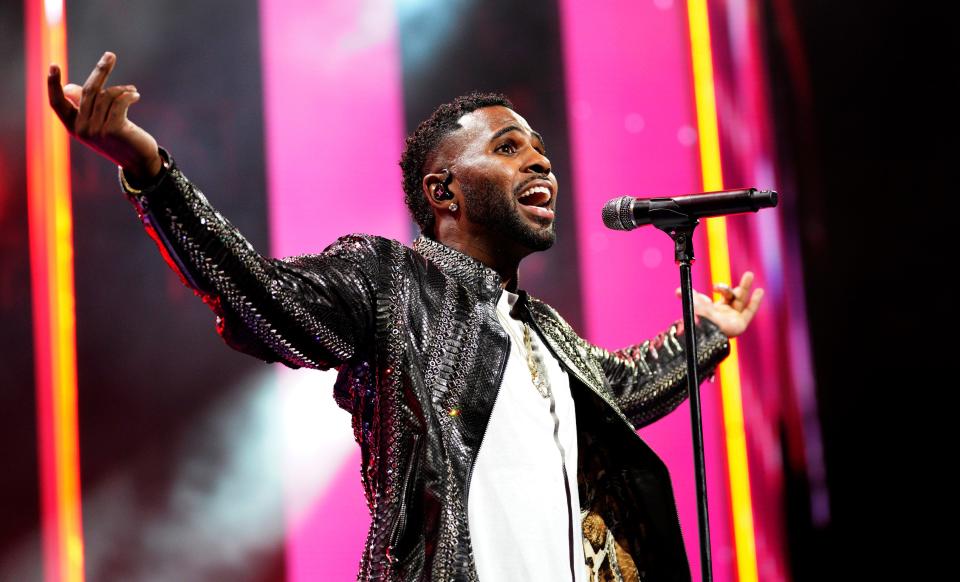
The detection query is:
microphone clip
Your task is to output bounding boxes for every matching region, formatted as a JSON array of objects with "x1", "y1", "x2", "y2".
[{"x1": 655, "y1": 217, "x2": 700, "y2": 265}]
